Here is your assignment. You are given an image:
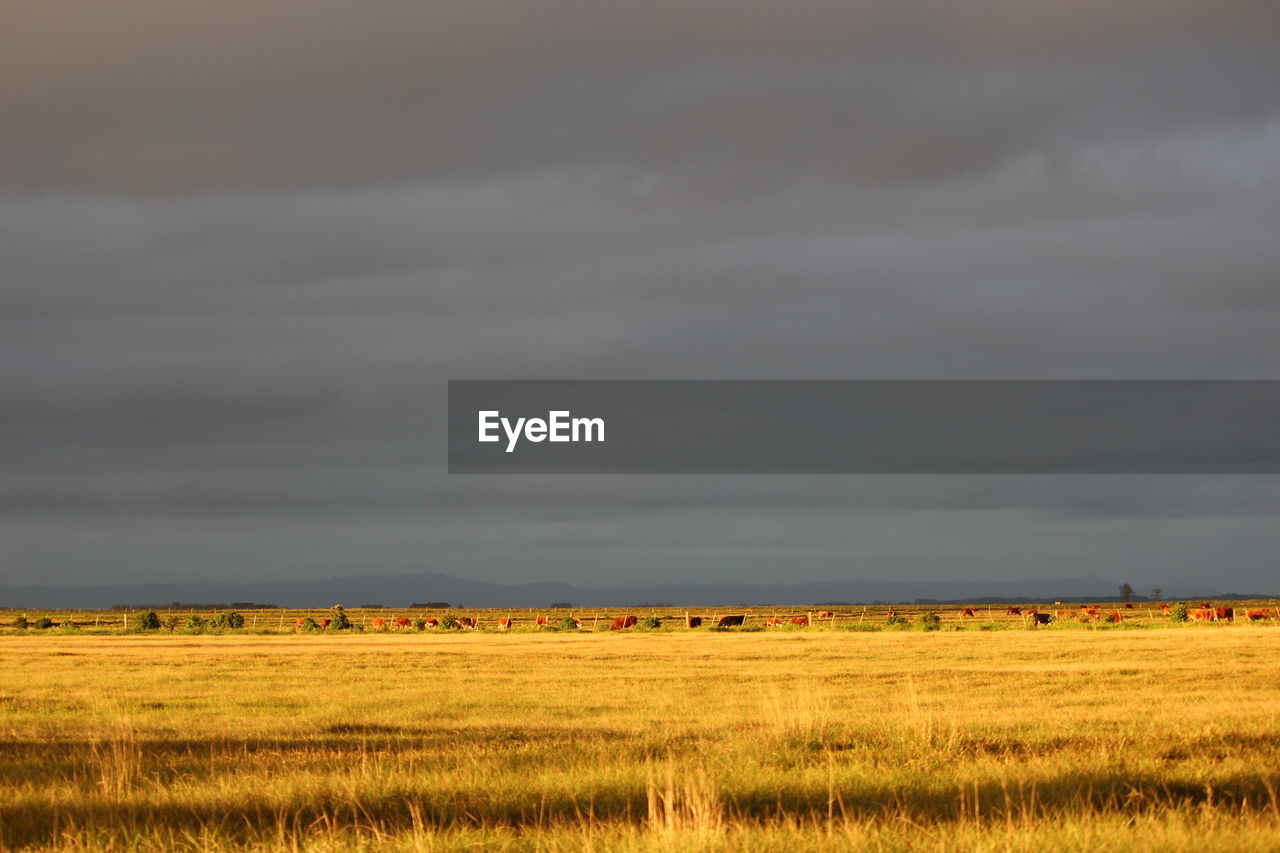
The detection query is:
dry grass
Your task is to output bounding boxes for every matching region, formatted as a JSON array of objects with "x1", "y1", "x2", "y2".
[{"x1": 1, "y1": 628, "x2": 1278, "y2": 850}]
